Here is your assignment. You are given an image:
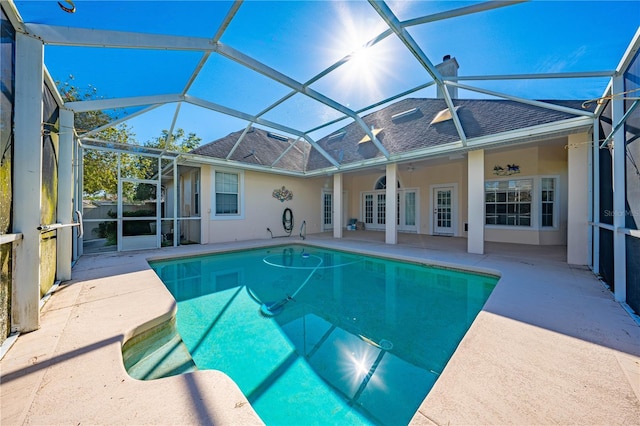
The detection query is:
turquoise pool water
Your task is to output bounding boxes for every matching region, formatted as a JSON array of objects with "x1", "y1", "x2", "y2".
[{"x1": 149, "y1": 245, "x2": 497, "y2": 425}]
